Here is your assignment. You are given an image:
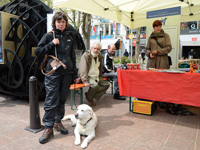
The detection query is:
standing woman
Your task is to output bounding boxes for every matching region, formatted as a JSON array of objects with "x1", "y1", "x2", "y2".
[
  {"x1": 35, "y1": 12, "x2": 78, "y2": 144},
  {"x1": 146, "y1": 20, "x2": 172, "y2": 69}
]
